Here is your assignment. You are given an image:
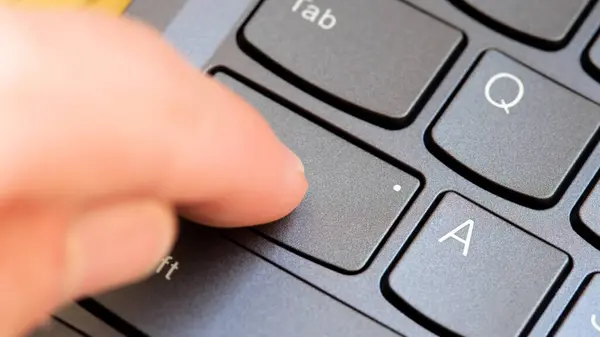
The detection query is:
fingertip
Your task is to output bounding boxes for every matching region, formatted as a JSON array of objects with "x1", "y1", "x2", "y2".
[
  {"x1": 181, "y1": 151, "x2": 308, "y2": 227},
  {"x1": 161, "y1": 74, "x2": 309, "y2": 228}
]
